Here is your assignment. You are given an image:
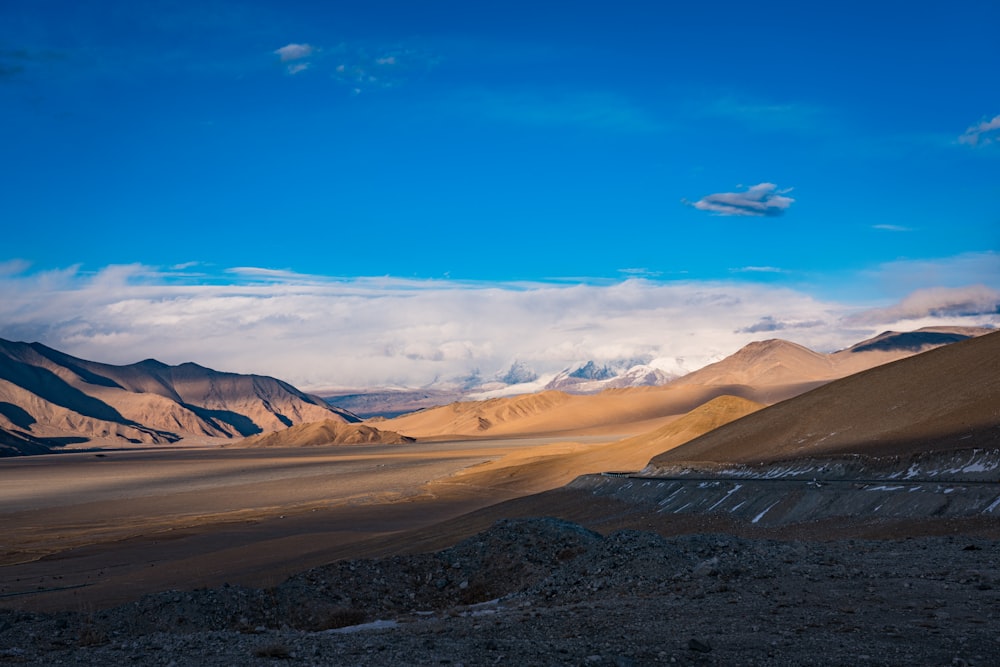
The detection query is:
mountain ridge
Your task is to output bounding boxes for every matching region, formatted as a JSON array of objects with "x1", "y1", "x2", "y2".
[{"x1": 0, "y1": 338, "x2": 360, "y2": 455}]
